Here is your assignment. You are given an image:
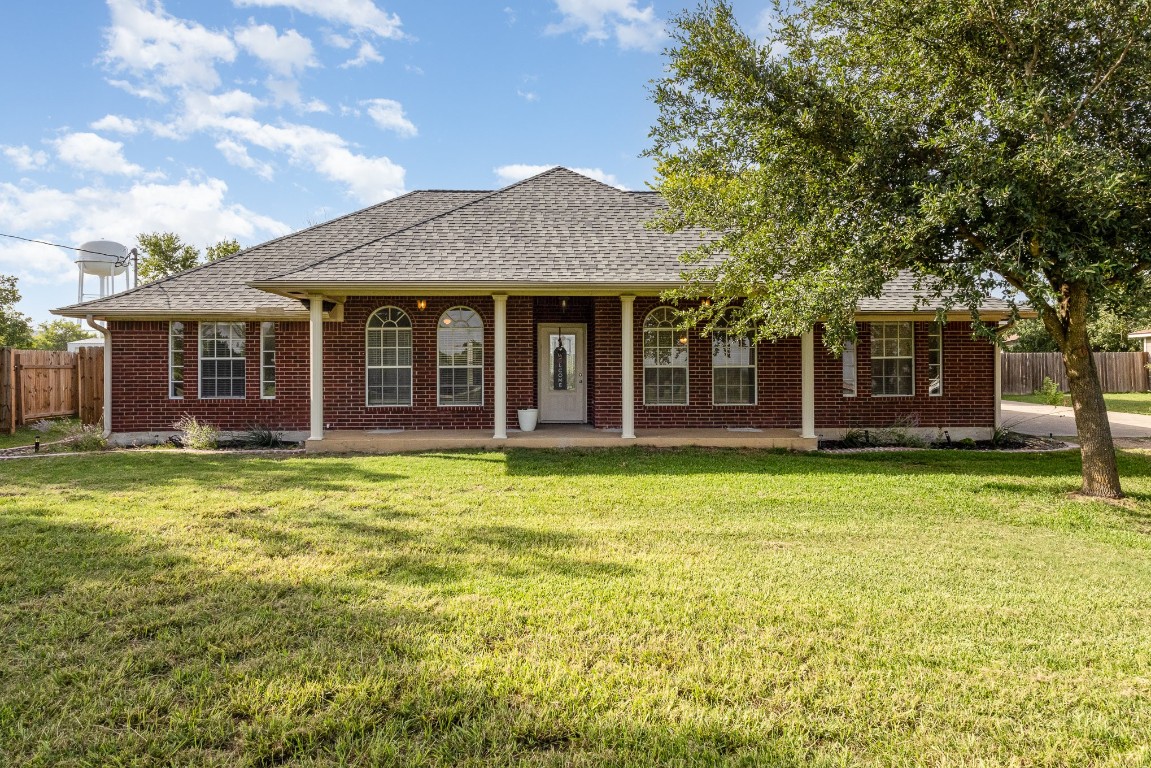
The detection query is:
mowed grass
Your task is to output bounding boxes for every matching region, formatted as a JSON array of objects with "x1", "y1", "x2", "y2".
[
  {"x1": 1006, "y1": 391, "x2": 1151, "y2": 416},
  {"x1": 2, "y1": 448, "x2": 1151, "y2": 767}
]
